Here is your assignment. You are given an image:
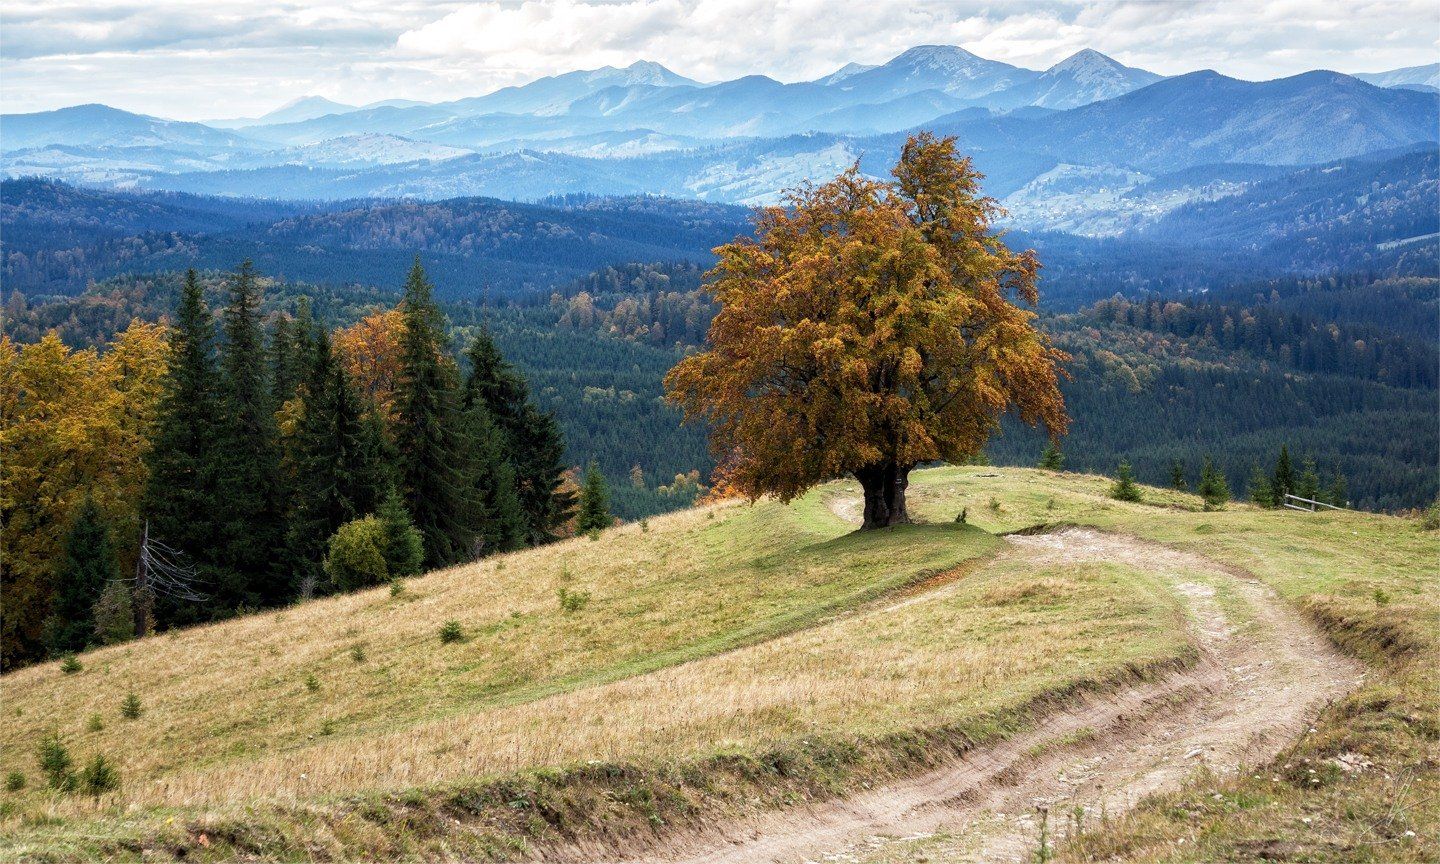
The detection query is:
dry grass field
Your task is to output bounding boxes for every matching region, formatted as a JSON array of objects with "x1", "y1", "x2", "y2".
[{"x1": 1, "y1": 467, "x2": 1435, "y2": 862}]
